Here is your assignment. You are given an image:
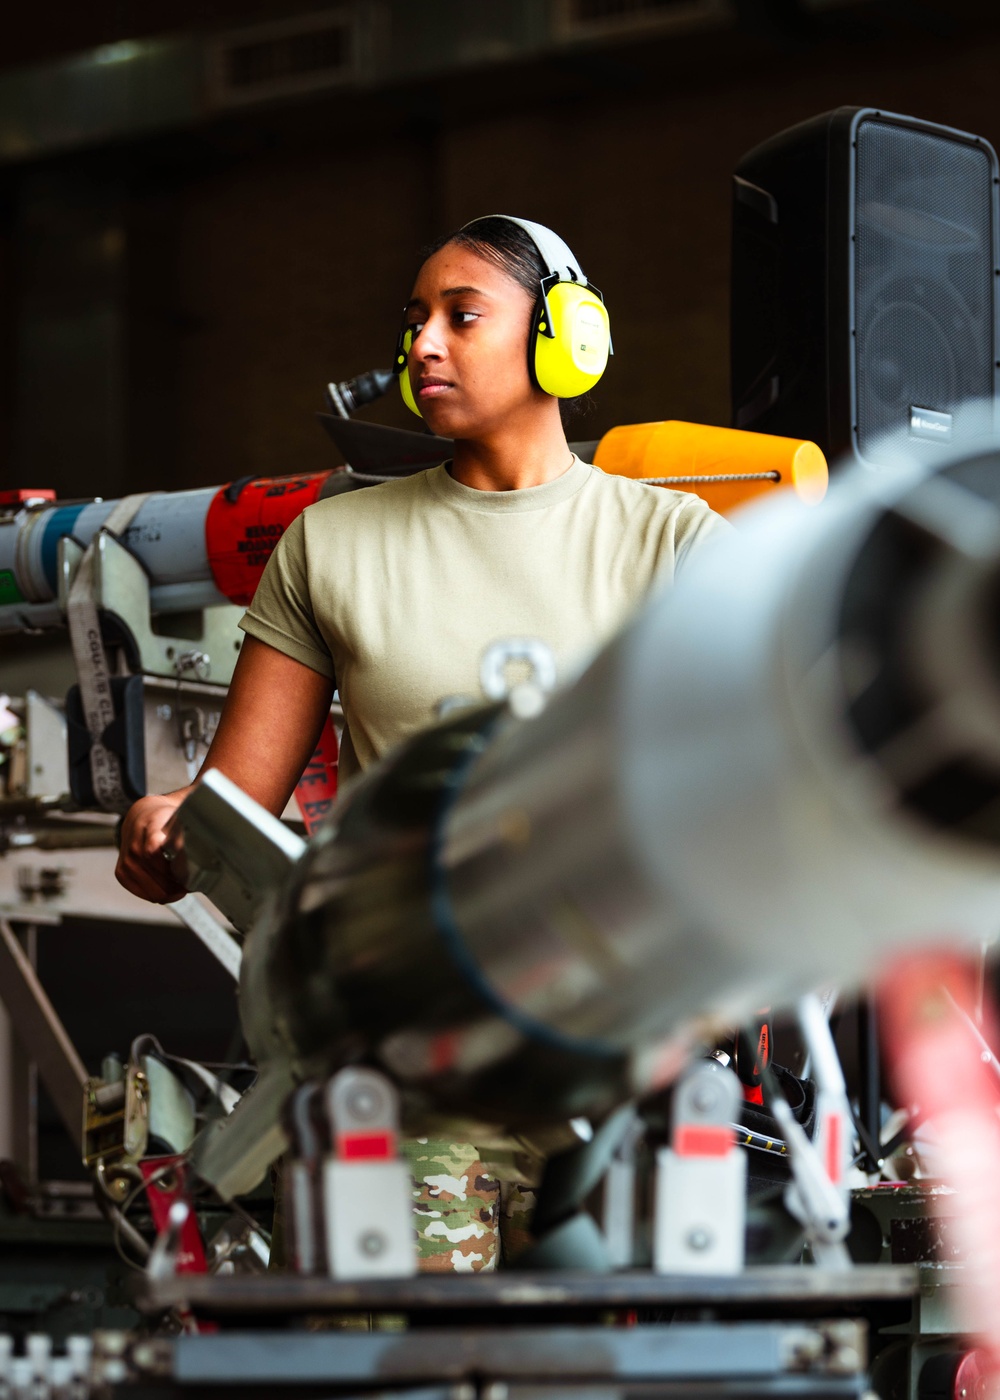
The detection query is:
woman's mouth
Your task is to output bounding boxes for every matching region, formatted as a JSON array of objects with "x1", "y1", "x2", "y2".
[{"x1": 417, "y1": 378, "x2": 453, "y2": 400}]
